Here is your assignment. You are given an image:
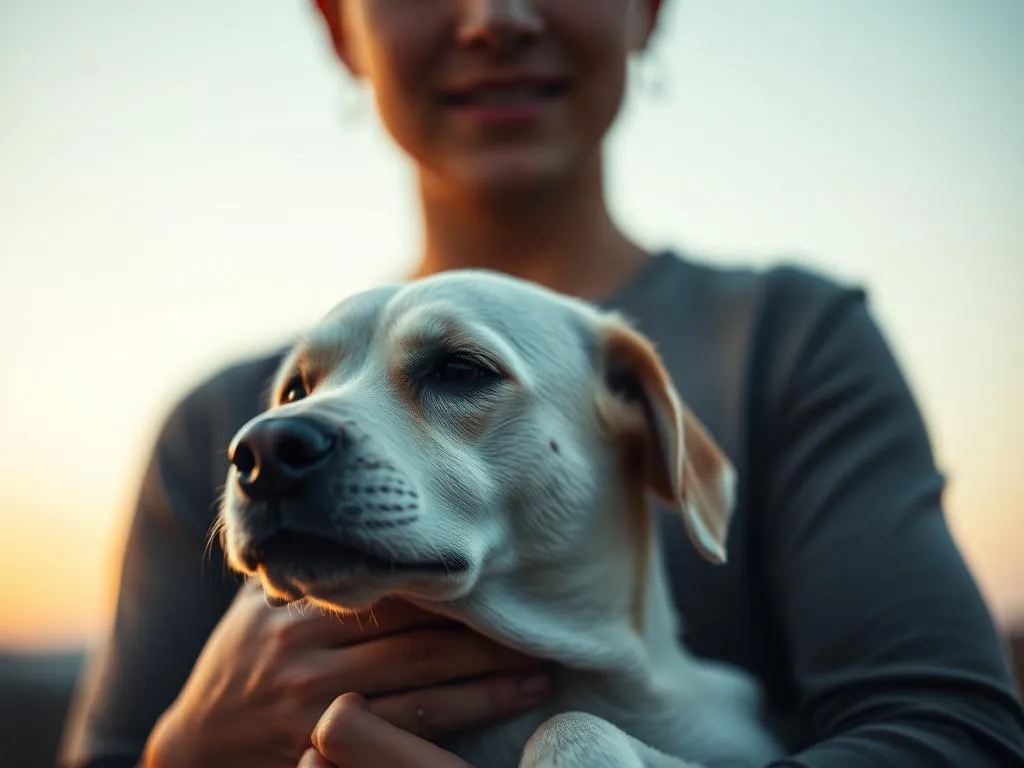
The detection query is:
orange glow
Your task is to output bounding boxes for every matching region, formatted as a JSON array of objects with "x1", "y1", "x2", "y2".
[{"x1": 0, "y1": 486, "x2": 125, "y2": 650}]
